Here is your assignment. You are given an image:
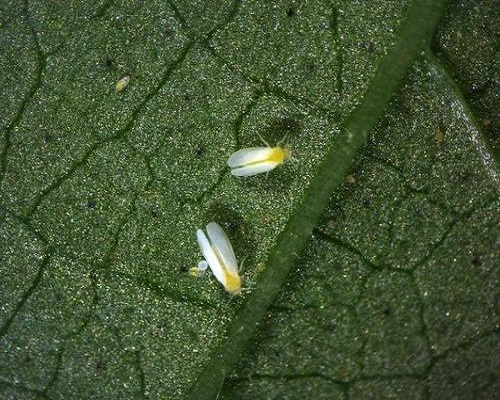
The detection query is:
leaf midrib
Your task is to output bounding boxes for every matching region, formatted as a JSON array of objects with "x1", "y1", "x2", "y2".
[{"x1": 188, "y1": 1, "x2": 450, "y2": 398}]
